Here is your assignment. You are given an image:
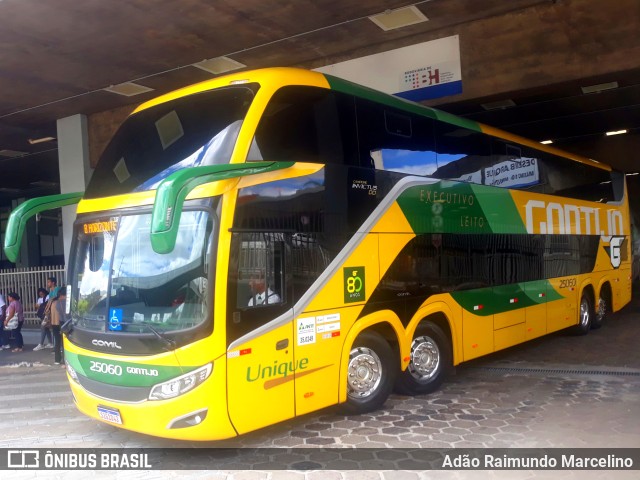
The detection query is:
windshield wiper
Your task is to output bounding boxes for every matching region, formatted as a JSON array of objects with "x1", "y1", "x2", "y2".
[
  {"x1": 137, "y1": 322, "x2": 177, "y2": 351},
  {"x1": 102, "y1": 320, "x2": 177, "y2": 351}
]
